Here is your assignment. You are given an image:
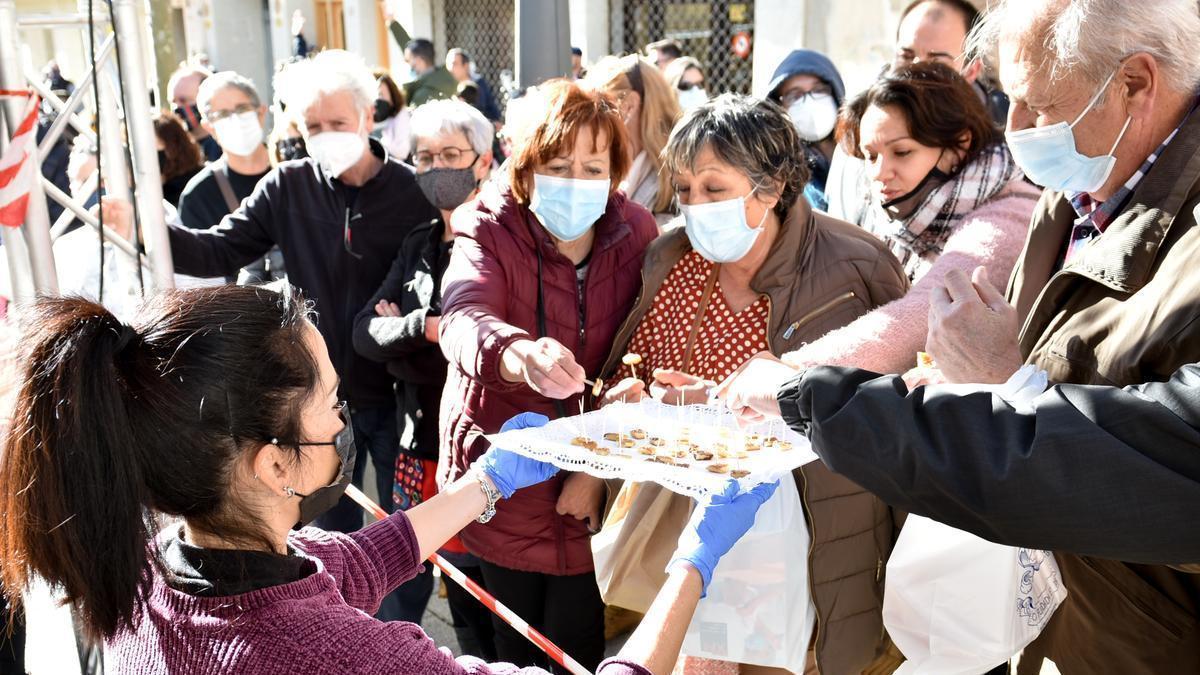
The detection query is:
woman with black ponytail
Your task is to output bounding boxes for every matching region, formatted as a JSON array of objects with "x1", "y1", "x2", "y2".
[{"x1": 0, "y1": 284, "x2": 773, "y2": 674}]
